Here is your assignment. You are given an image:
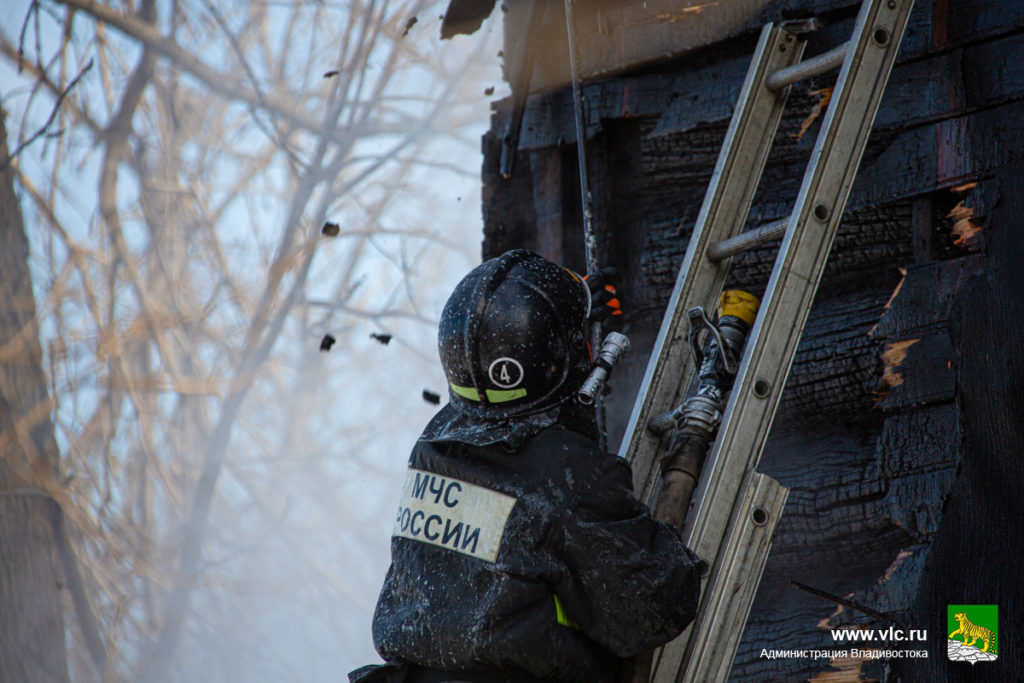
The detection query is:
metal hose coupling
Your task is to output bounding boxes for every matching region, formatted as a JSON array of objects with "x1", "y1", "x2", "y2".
[
  {"x1": 577, "y1": 331, "x2": 630, "y2": 405},
  {"x1": 648, "y1": 290, "x2": 760, "y2": 435}
]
